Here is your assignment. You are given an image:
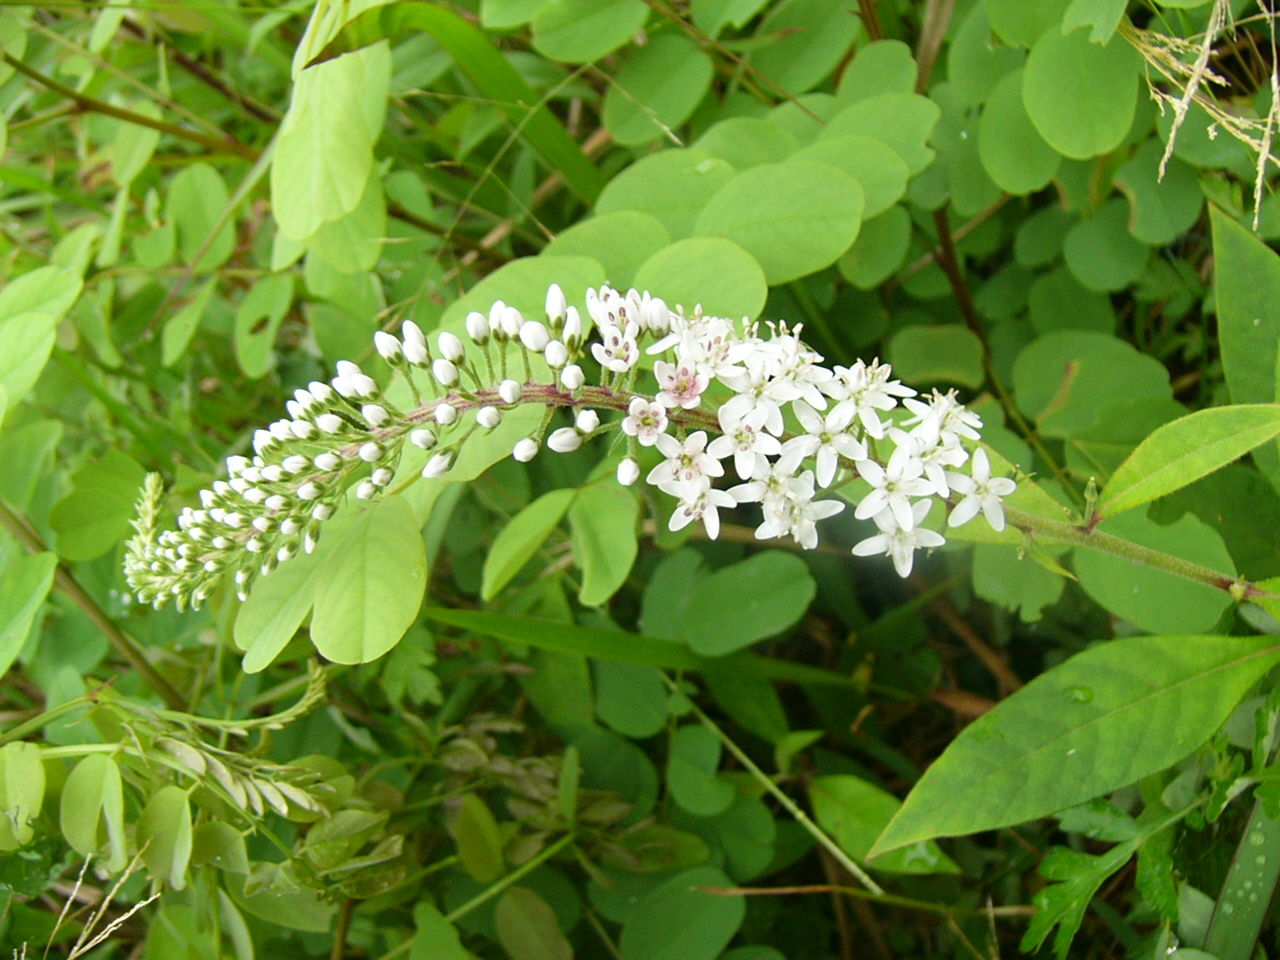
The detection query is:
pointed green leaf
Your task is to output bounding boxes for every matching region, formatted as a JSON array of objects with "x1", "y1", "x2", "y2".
[
  {"x1": 1211, "y1": 206, "x2": 1280, "y2": 416},
  {"x1": 1097, "y1": 405, "x2": 1280, "y2": 517},
  {"x1": 0, "y1": 552, "x2": 56, "y2": 677},
  {"x1": 482, "y1": 488, "x2": 576, "y2": 601},
  {"x1": 451, "y1": 793, "x2": 504, "y2": 882},
  {"x1": 137, "y1": 785, "x2": 194, "y2": 890},
  {"x1": 411, "y1": 902, "x2": 469, "y2": 960},
  {"x1": 60, "y1": 754, "x2": 126, "y2": 870},
  {"x1": 495, "y1": 886, "x2": 573, "y2": 960},
  {"x1": 871, "y1": 636, "x2": 1280, "y2": 857}
]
